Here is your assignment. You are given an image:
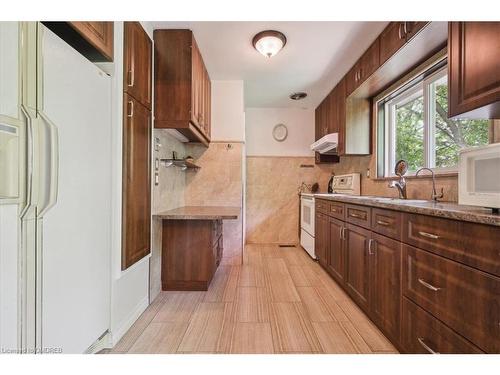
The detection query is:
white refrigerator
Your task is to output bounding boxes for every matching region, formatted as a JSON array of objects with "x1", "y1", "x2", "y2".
[{"x1": 0, "y1": 22, "x2": 111, "y2": 353}]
